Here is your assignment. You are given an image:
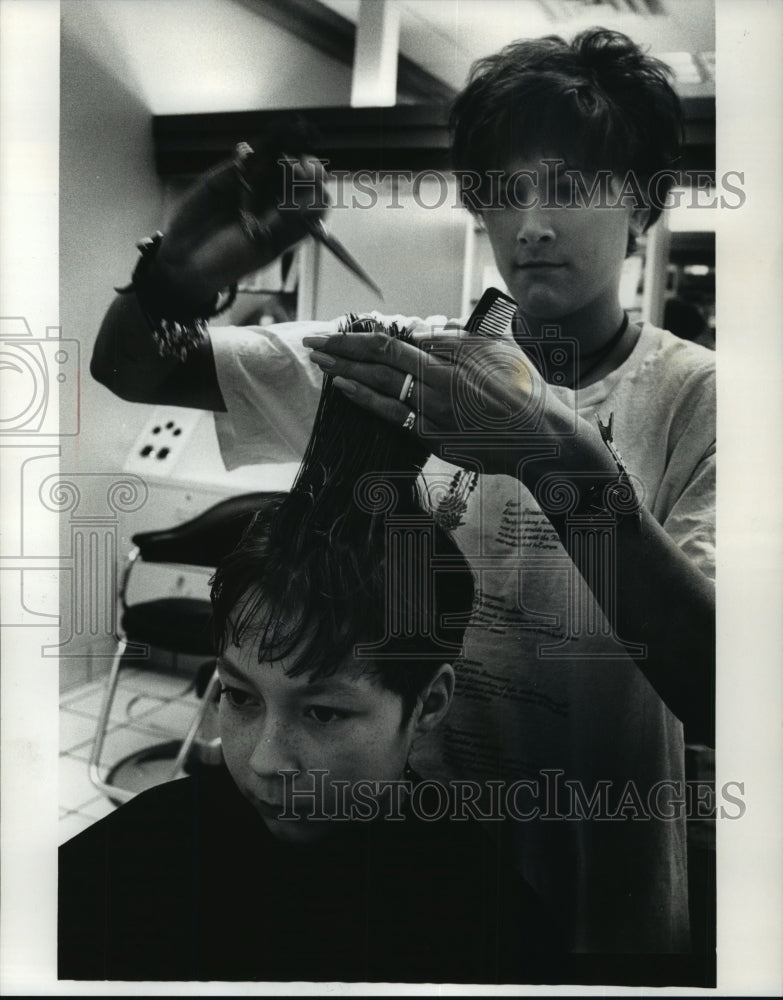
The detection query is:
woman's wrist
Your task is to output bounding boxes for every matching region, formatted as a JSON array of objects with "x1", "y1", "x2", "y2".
[
  {"x1": 117, "y1": 233, "x2": 236, "y2": 361},
  {"x1": 513, "y1": 415, "x2": 618, "y2": 502},
  {"x1": 515, "y1": 412, "x2": 647, "y2": 531},
  {"x1": 153, "y1": 236, "x2": 226, "y2": 305}
]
